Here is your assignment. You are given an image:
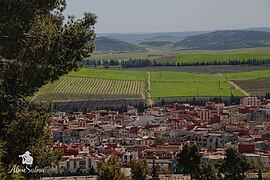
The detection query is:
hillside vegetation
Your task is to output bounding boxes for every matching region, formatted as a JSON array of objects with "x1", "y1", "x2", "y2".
[
  {"x1": 95, "y1": 37, "x2": 147, "y2": 53},
  {"x1": 139, "y1": 41, "x2": 172, "y2": 47},
  {"x1": 174, "y1": 30, "x2": 270, "y2": 50}
]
